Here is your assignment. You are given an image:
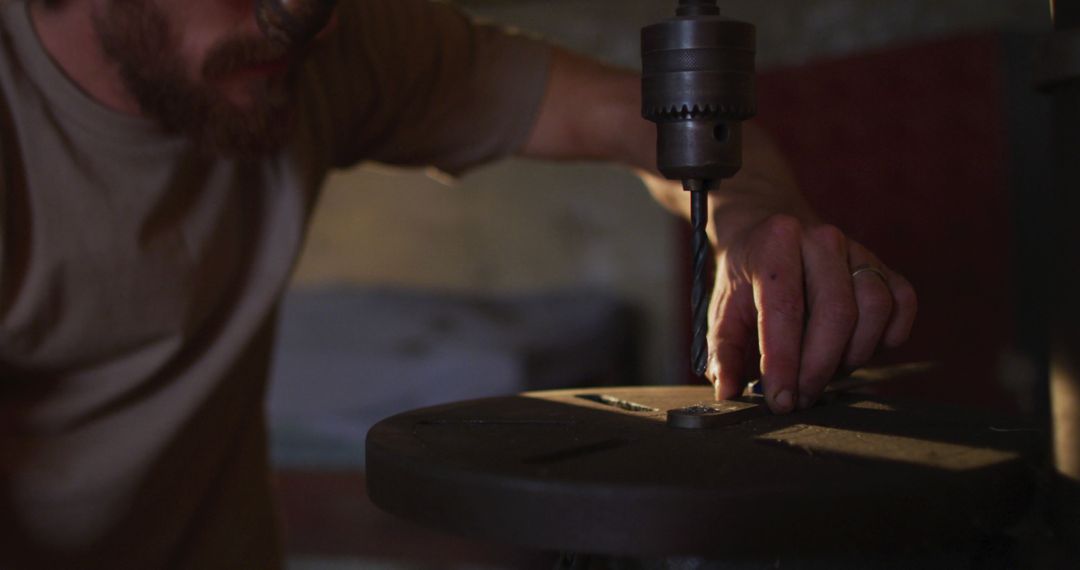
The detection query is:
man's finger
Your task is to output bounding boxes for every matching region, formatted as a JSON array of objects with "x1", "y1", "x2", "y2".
[
  {"x1": 843, "y1": 244, "x2": 894, "y2": 370},
  {"x1": 843, "y1": 272, "x2": 893, "y2": 368},
  {"x1": 797, "y1": 225, "x2": 856, "y2": 410},
  {"x1": 707, "y1": 288, "x2": 755, "y2": 400},
  {"x1": 751, "y1": 215, "x2": 805, "y2": 414},
  {"x1": 882, "y1": 269, "x2": 918, "y2": 347},
  {"x1": 710, "y1": 340, "x2": 749, "y2": 400}
]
